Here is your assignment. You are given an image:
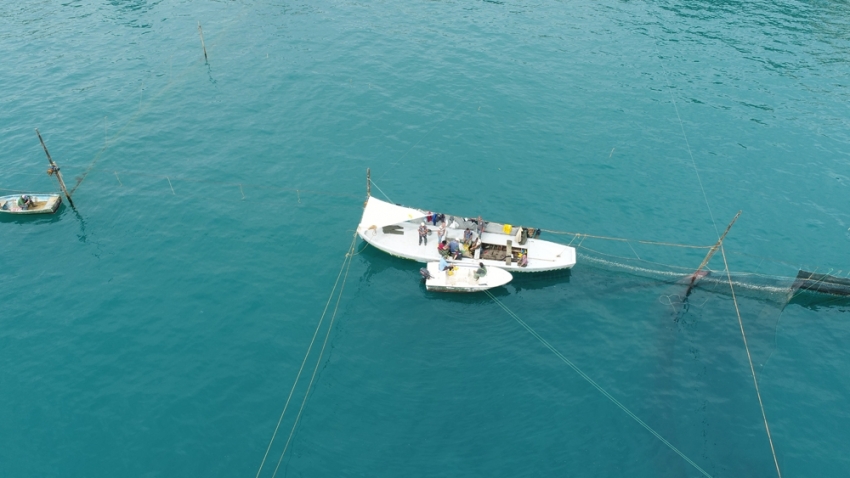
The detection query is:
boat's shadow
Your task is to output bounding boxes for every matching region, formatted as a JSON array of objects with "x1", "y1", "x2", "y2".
[
  {"x1": 0, "y1": 205, "x2": 65, "y2": 225},
  {"x1": 787, "y1": 290, "x2": 850, "y2": 311}
]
